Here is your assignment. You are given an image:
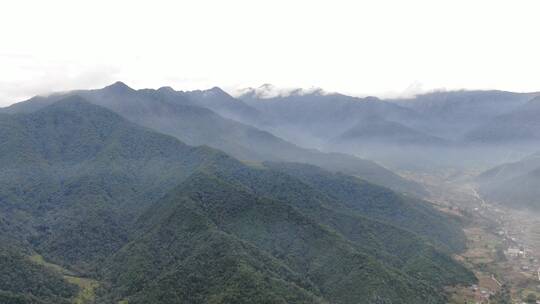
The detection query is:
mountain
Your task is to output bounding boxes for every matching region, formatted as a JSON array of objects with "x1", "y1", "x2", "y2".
[
  {"x1": 236, "y1": 88, "x2": 529, "y2": 171},
  {"x1": 476, "y1": 152, "x2": 540, "y2": 209},
  {"x1": 0, "y1": 96, "x2": 223, "y2": 270},
  {"x1": 1, "y1": 82, "x2": 426, "y2": 195},
  {"x1": 12, "y1": 84, "x2": 540, "y2": 177},
  {"x1": 240, "y1": 87, "x2": 419, "y2": 126},
  {"x1": 478, "y1": 152, "x2": 540, "y2": 184},
  {"x1": 237, "y1": 88, "x2": 540, "y2": 170},
  {"x1": 263, "y1": 162, "x2": 466, "y2": 252},
  {"x1": 332, "y1": 117, "x2": 448, "y2": 146},
  {"x1": 393, "y1": 90, "x2": 535, "y2": 123},
  {"x1": 101, "y1": 167, "x2": 473, "y2": 304},
  {"x1": 0, "y1": 247, "x2": 77, "y2": 304},
  {"x1": 392, "y1": 90, "x2": 538, "y2": 140},
  {"x1": 0, "y1": 96, "x2": 474, "y2": 303},
  {"x1": 465, "y1": 96, "x2": 540, "y2": 144},
  {"x1": 180, "y1": 86, "x2": 265, "y2": 124},
  {"x1": 239, "y1": 88, "x2": 422, "y2": 145}
]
